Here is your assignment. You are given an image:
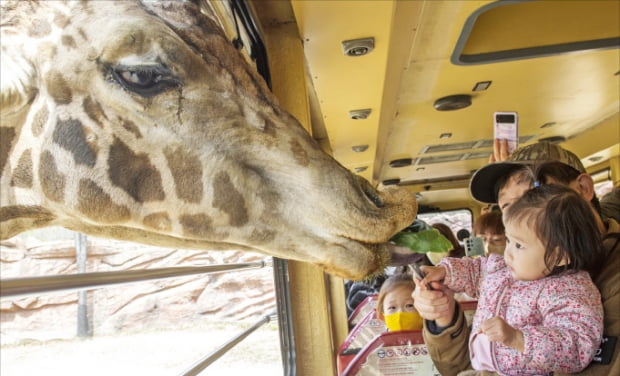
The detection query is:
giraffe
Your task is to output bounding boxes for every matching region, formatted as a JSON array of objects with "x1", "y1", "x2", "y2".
[{"x1": 0, "y1": 0, "x2": 416, "y2": 280}]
